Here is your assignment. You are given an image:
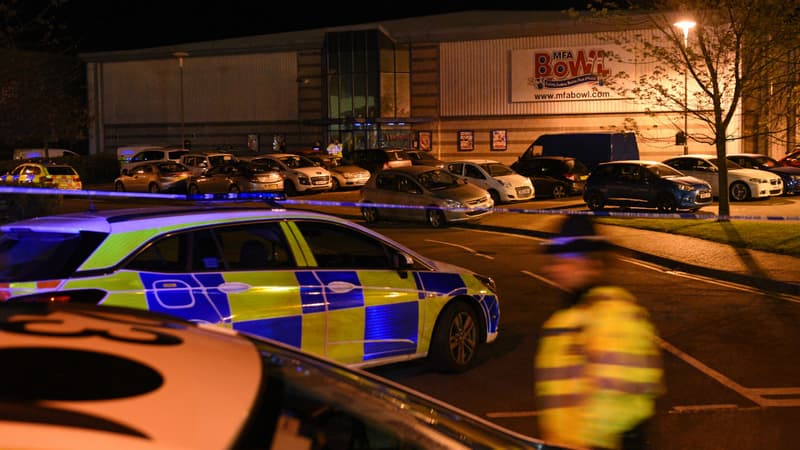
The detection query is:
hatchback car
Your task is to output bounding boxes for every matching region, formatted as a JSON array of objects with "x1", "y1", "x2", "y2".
[
  {"x1": 511, "y1": 156, "x2": 590, "y2": 198},
  {"x1": 120, "y1": 147, "x2": 190, "y2": 175},
  {"x1": 348, "y1": 148, "x2": 413, "y2": 173},
  {"x1": 777, "y1": 148, "x2": 800, "y2": 168},
  {"x1": 662, "y1": 154, "x2": 783, "y2": 201},
  {"x1": 727, "y1": 153, "x2": 800, "y2": 196},
  {"x1": 187, "y1": 161, "x2": 283, "y2": 195},
  {"x1": 2, "y1": 162, "x2": 82, "y2": 190},
  {"x1": 240, "y1": 153, "x2": 332, "y2": 195},
  {"x1": 181, "y1": 151, "x2": 236, "y2": 177},
  {"x1": 0, "y1": 204, "x2": 500, "y2": 373},
  {"x1": 305, "y1": 154, "x2": 371, "y2": 191},
  {"x1": 583, "y1": 160, "x2": 713, "y2": 212},
  {"x1": 402, "y1": 149, "x2": 446, "y2": 168},
  {"x1": 0, "y1": 302, "x2": 547, "y2": 450},
  {"x1": 360, "y1": 165, "x2": 494, "y2": 228},
  {"x1": 447, "y1": 159, "x2": 535, "y2": 203},
  {"x1": 113, "y1": 161, "x2": 193, "y2": 193}
]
